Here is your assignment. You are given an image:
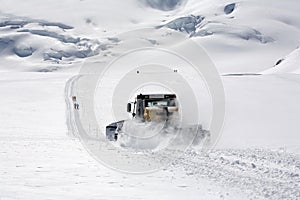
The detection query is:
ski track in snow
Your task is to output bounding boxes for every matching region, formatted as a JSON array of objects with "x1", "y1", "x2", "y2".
[{"x1": 65, "y1": 75, "x2": 300, "y2": 200}]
